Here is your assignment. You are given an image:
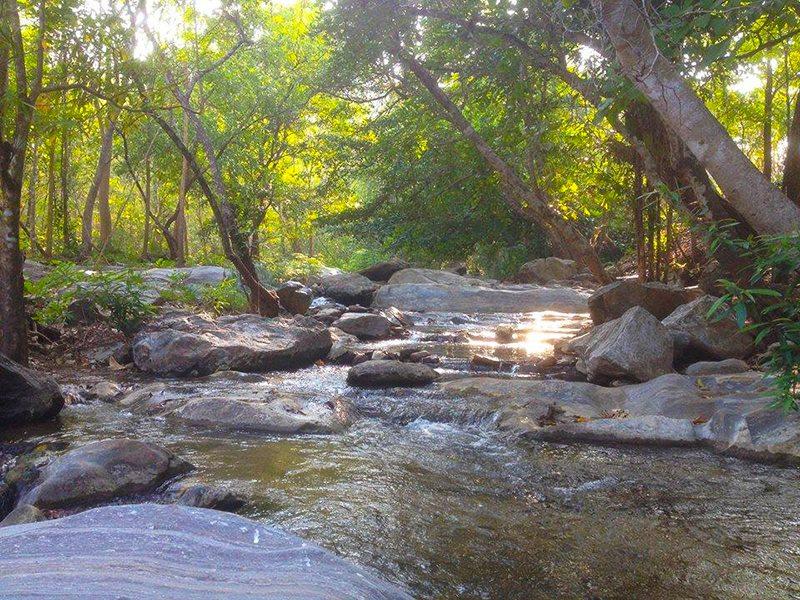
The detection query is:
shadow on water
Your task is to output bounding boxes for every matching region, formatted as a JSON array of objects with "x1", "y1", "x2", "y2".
[{"x1": 4, "y1": 310, "x2": 800, "y2": 599}]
